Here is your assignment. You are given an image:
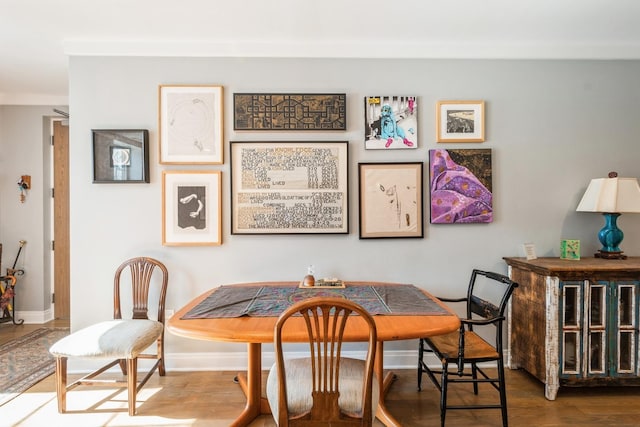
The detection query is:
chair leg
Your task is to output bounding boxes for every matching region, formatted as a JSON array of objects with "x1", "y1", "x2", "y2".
[
  {"x1": 417, "y1": 339, "x2": 424, "y2": 391},
  {"x1": 127, "y1": 358, "x2": 137, "y2": 416},
  {"x1": 157, "y1": 336, "x2": 166, "y2": 376},
  {"x1": 498, "y1": 359, "x2": 509, "y2": 427},
  {"x1": 440, "y1": 363, "x2": 448, "y2": 427},
  {"x1": 55, "y1": 357, "x2": 67, "y2": 413},
  {"x1": 471, "y1": 362, "x2": 479, "y2": 395}
]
